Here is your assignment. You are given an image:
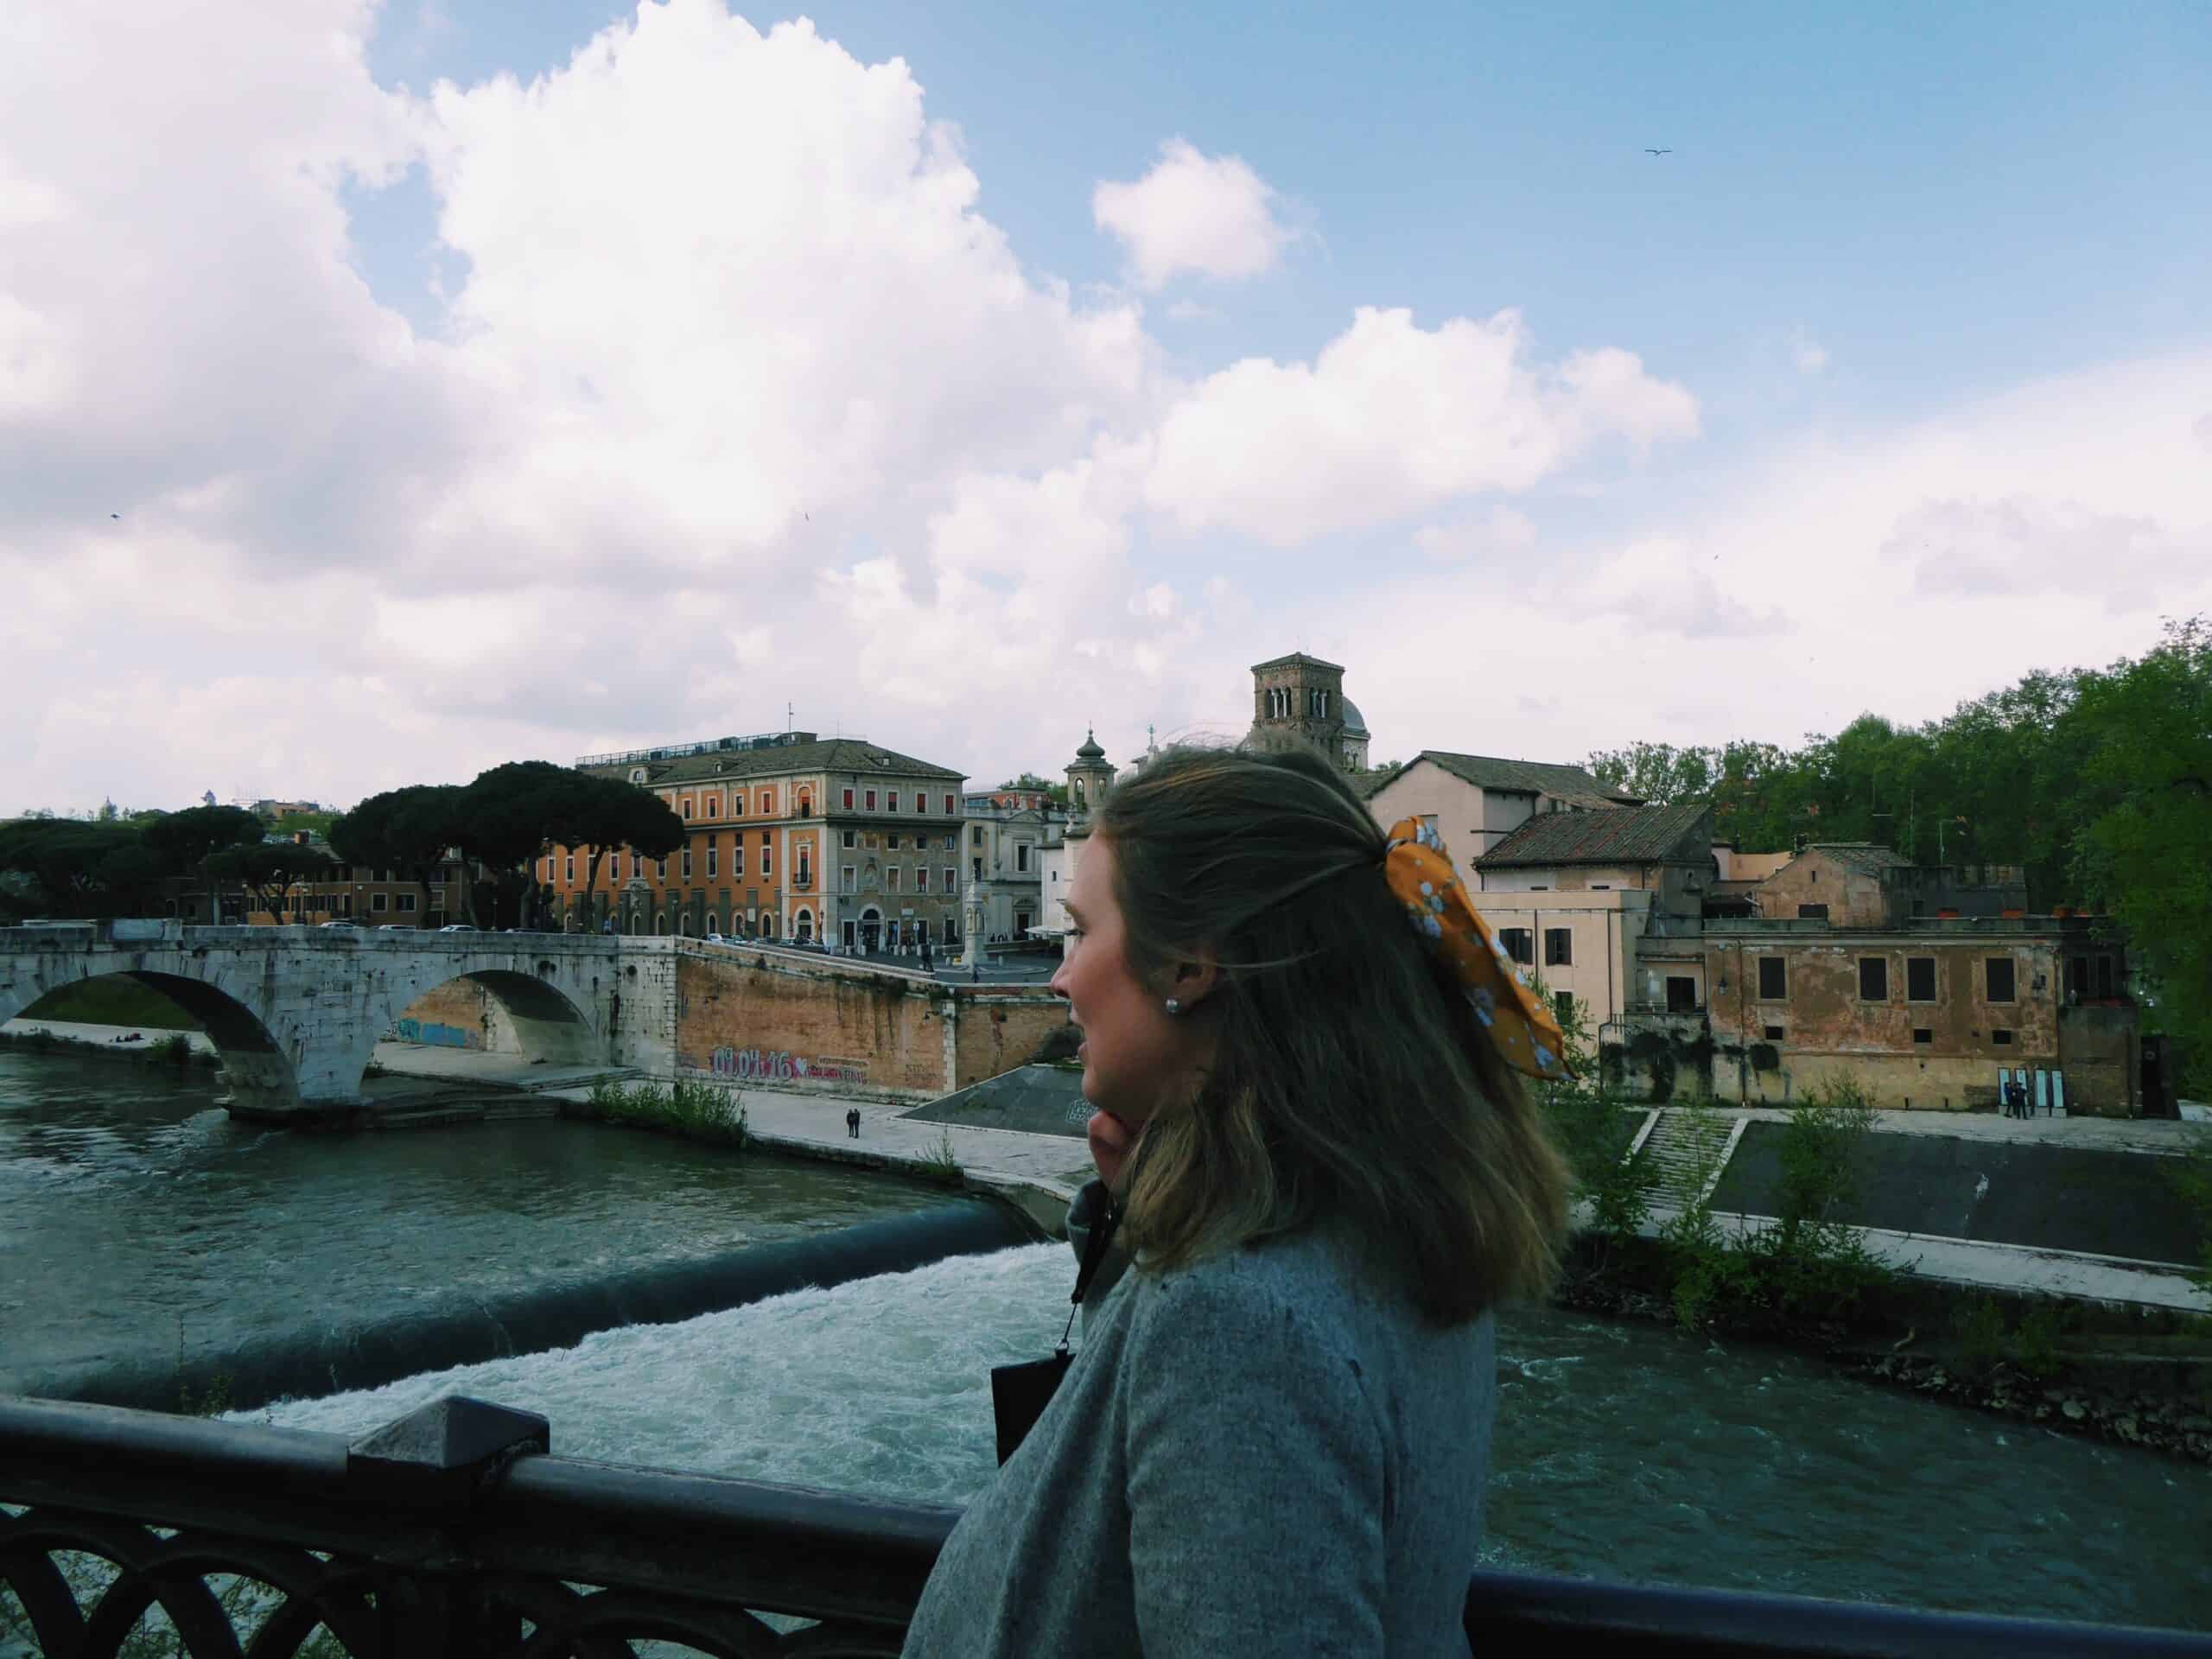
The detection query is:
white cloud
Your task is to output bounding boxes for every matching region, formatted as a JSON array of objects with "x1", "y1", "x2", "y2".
[
  {"x1": 1320, "y1": 351, "x2": 2212, "y2": 771},
  {"x1": 1093, "y1": 138, "x2": 1290, "y2": 291},
  {"x1": 1791, "y1": 334, "x2": 1829, "y2": 374},
  {"x1": 1142, "y1": 307, "x2": 1698, "y2": 544},
  {"x1": 1413, "y1": 506, "x2": 1538, "y2": 563}
]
